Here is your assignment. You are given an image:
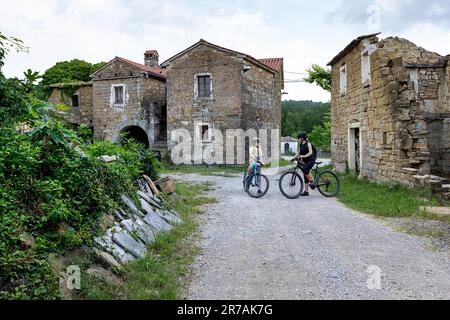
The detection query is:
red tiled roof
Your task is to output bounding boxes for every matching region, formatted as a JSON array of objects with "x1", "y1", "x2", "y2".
[
  {"x1": 116, "y1": 57, "x2": 166, "y2": 79},
  {"x1": 258, "y1": 58, "x2": 283, "y2": 72},
  {"x1": 161, "y1": 39, "x2": 283, "y2": 74}
]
